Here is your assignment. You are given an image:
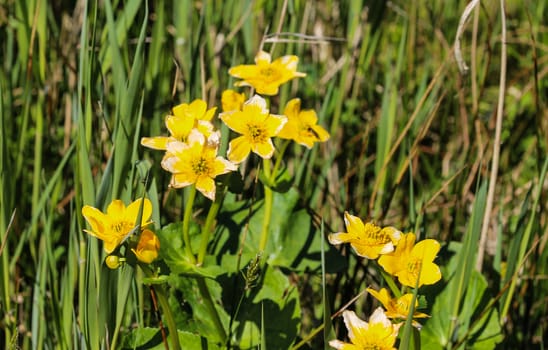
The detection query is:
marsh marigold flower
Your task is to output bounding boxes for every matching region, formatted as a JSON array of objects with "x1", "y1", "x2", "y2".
[
  {"x1": 329, "y1": 308, "x2": 401, "y2": 350},
  {"x1": 141, "y1": 99, "x2": 216, "y2": 150},
  {"x1": 367, "y1": 287, "x2": 429, "y2": 328},
  {"x1": 378, "y1": 233, "x2": 441, "y2": 288},
  {"x1": 328, "y1": 212, "x2": 401, "y2": 259},
  {"x1": 82, "y1": 198, "x2": 152, "y2": 254},
  {"x1": 277, "y1": 98, "x2": 329, "y2": 148},
  {"x1": 219, "y1": 95, "x2": 287, "y2": 163},
  {"x1": 161, "y1": 131, "x2": 237, "y2": 200},
  {"x1": 221, "y1": 89, "x2": 246, "y2": 112},
  {"x1": 132, "y1": 229, "x2": 160, "y2": 264},
  {"x1": 229, "y1": 51, "x2": 306, "y2": 96}
]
